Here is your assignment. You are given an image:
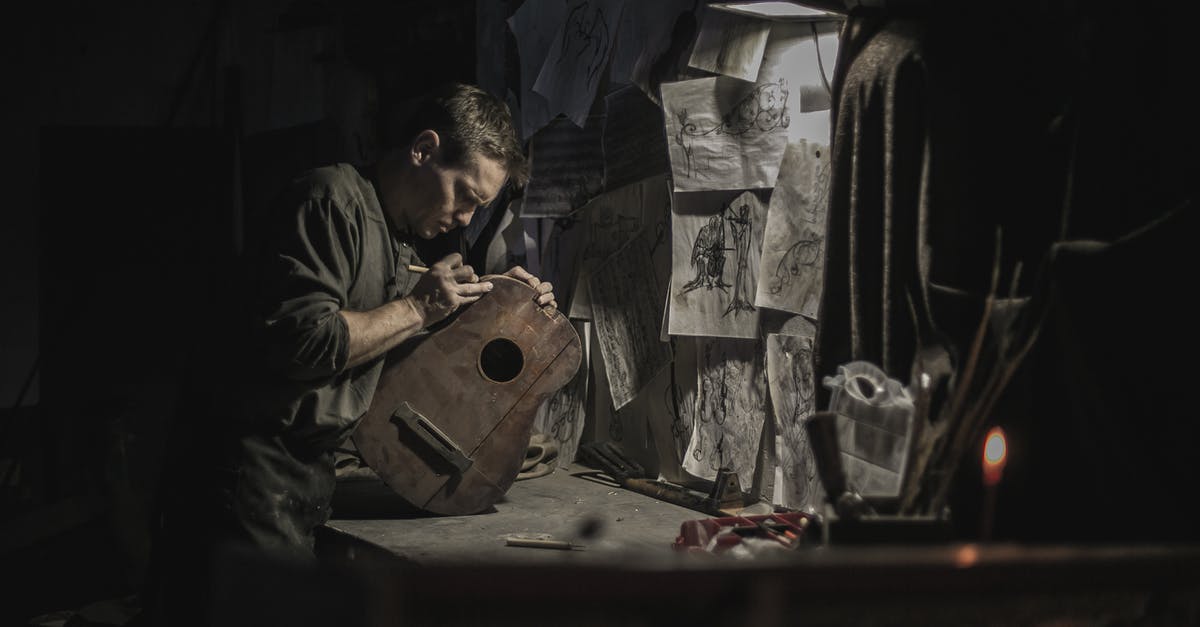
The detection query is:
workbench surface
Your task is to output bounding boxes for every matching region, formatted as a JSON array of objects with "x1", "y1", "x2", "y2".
[
  {"x1": 323, "y1": 464, "x2": 710, "y2": 566},
  {"x1": 316, "y1": 466, "x2": 1200, "y2": 626}
]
